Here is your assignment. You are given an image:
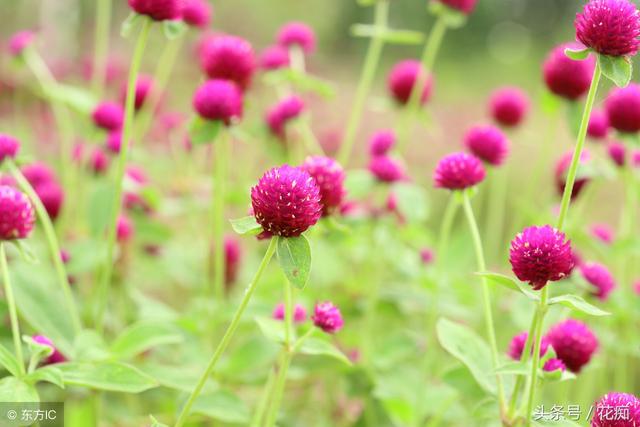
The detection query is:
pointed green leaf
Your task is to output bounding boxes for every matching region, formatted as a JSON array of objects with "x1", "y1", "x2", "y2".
[
  {"x1": 229, "y1": 216, "x2": 263, "y2": 235},
  {"x1": 121, "y1": 12, "x2": 142, "y2": 38},
  {"x1": 58, "y1": 361, "x2": 158, "y2": 393},
  {"x1": 191, "y1": 390, "x2": 251, "y2": 424},
  {"x1": 392, "y1": 183, "x2": 430, "y2": 223},
  {"x1": 111, "y1": 321, "x2": 182, "y2": 360},
  {"x1": 382, "y1": 29, "x2": 425, "y2": 45},
  {"x1": 277, "y1": 235, "x2": 312, "y2": 290},
  {"x1": 495, "y1": 361, "x2": 529, "y2": 376},
  {"x1": 150, "y1": 415, "x2": 169, "y2": 427},
  {"x1": 476, "y1": 272, "x2": 540, "y2": 301},
  {"x1": 189, "y1": 117, "x2": 222, "y2": 145},
  {"x1": 548, "y1": 294, "x2": 610, "y2": 316},
  {"x1": 298, "y1": 337, "x2": 352, "y2": 365},
  {"x1": 0, "y1": 377, "x2": 39, "y2": 401},
  {"x1": 0, "y1": 343, "x2": 21, "y2": 377},
  {"x1": 254, "y1": 317, "x2": 286, "y2": 344},
  {"x1": 163, "y1": 20, "x2": 187, "y2": 40},
  {"x1": 26, "y1": 365, "x2": 65, "y2": 389},
  {"x1": 564, "y1": 47, "x2": 591, "y2": 61},
  {"x1": 598, "y1": 54, "x2": 633, "y2": 88}
]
